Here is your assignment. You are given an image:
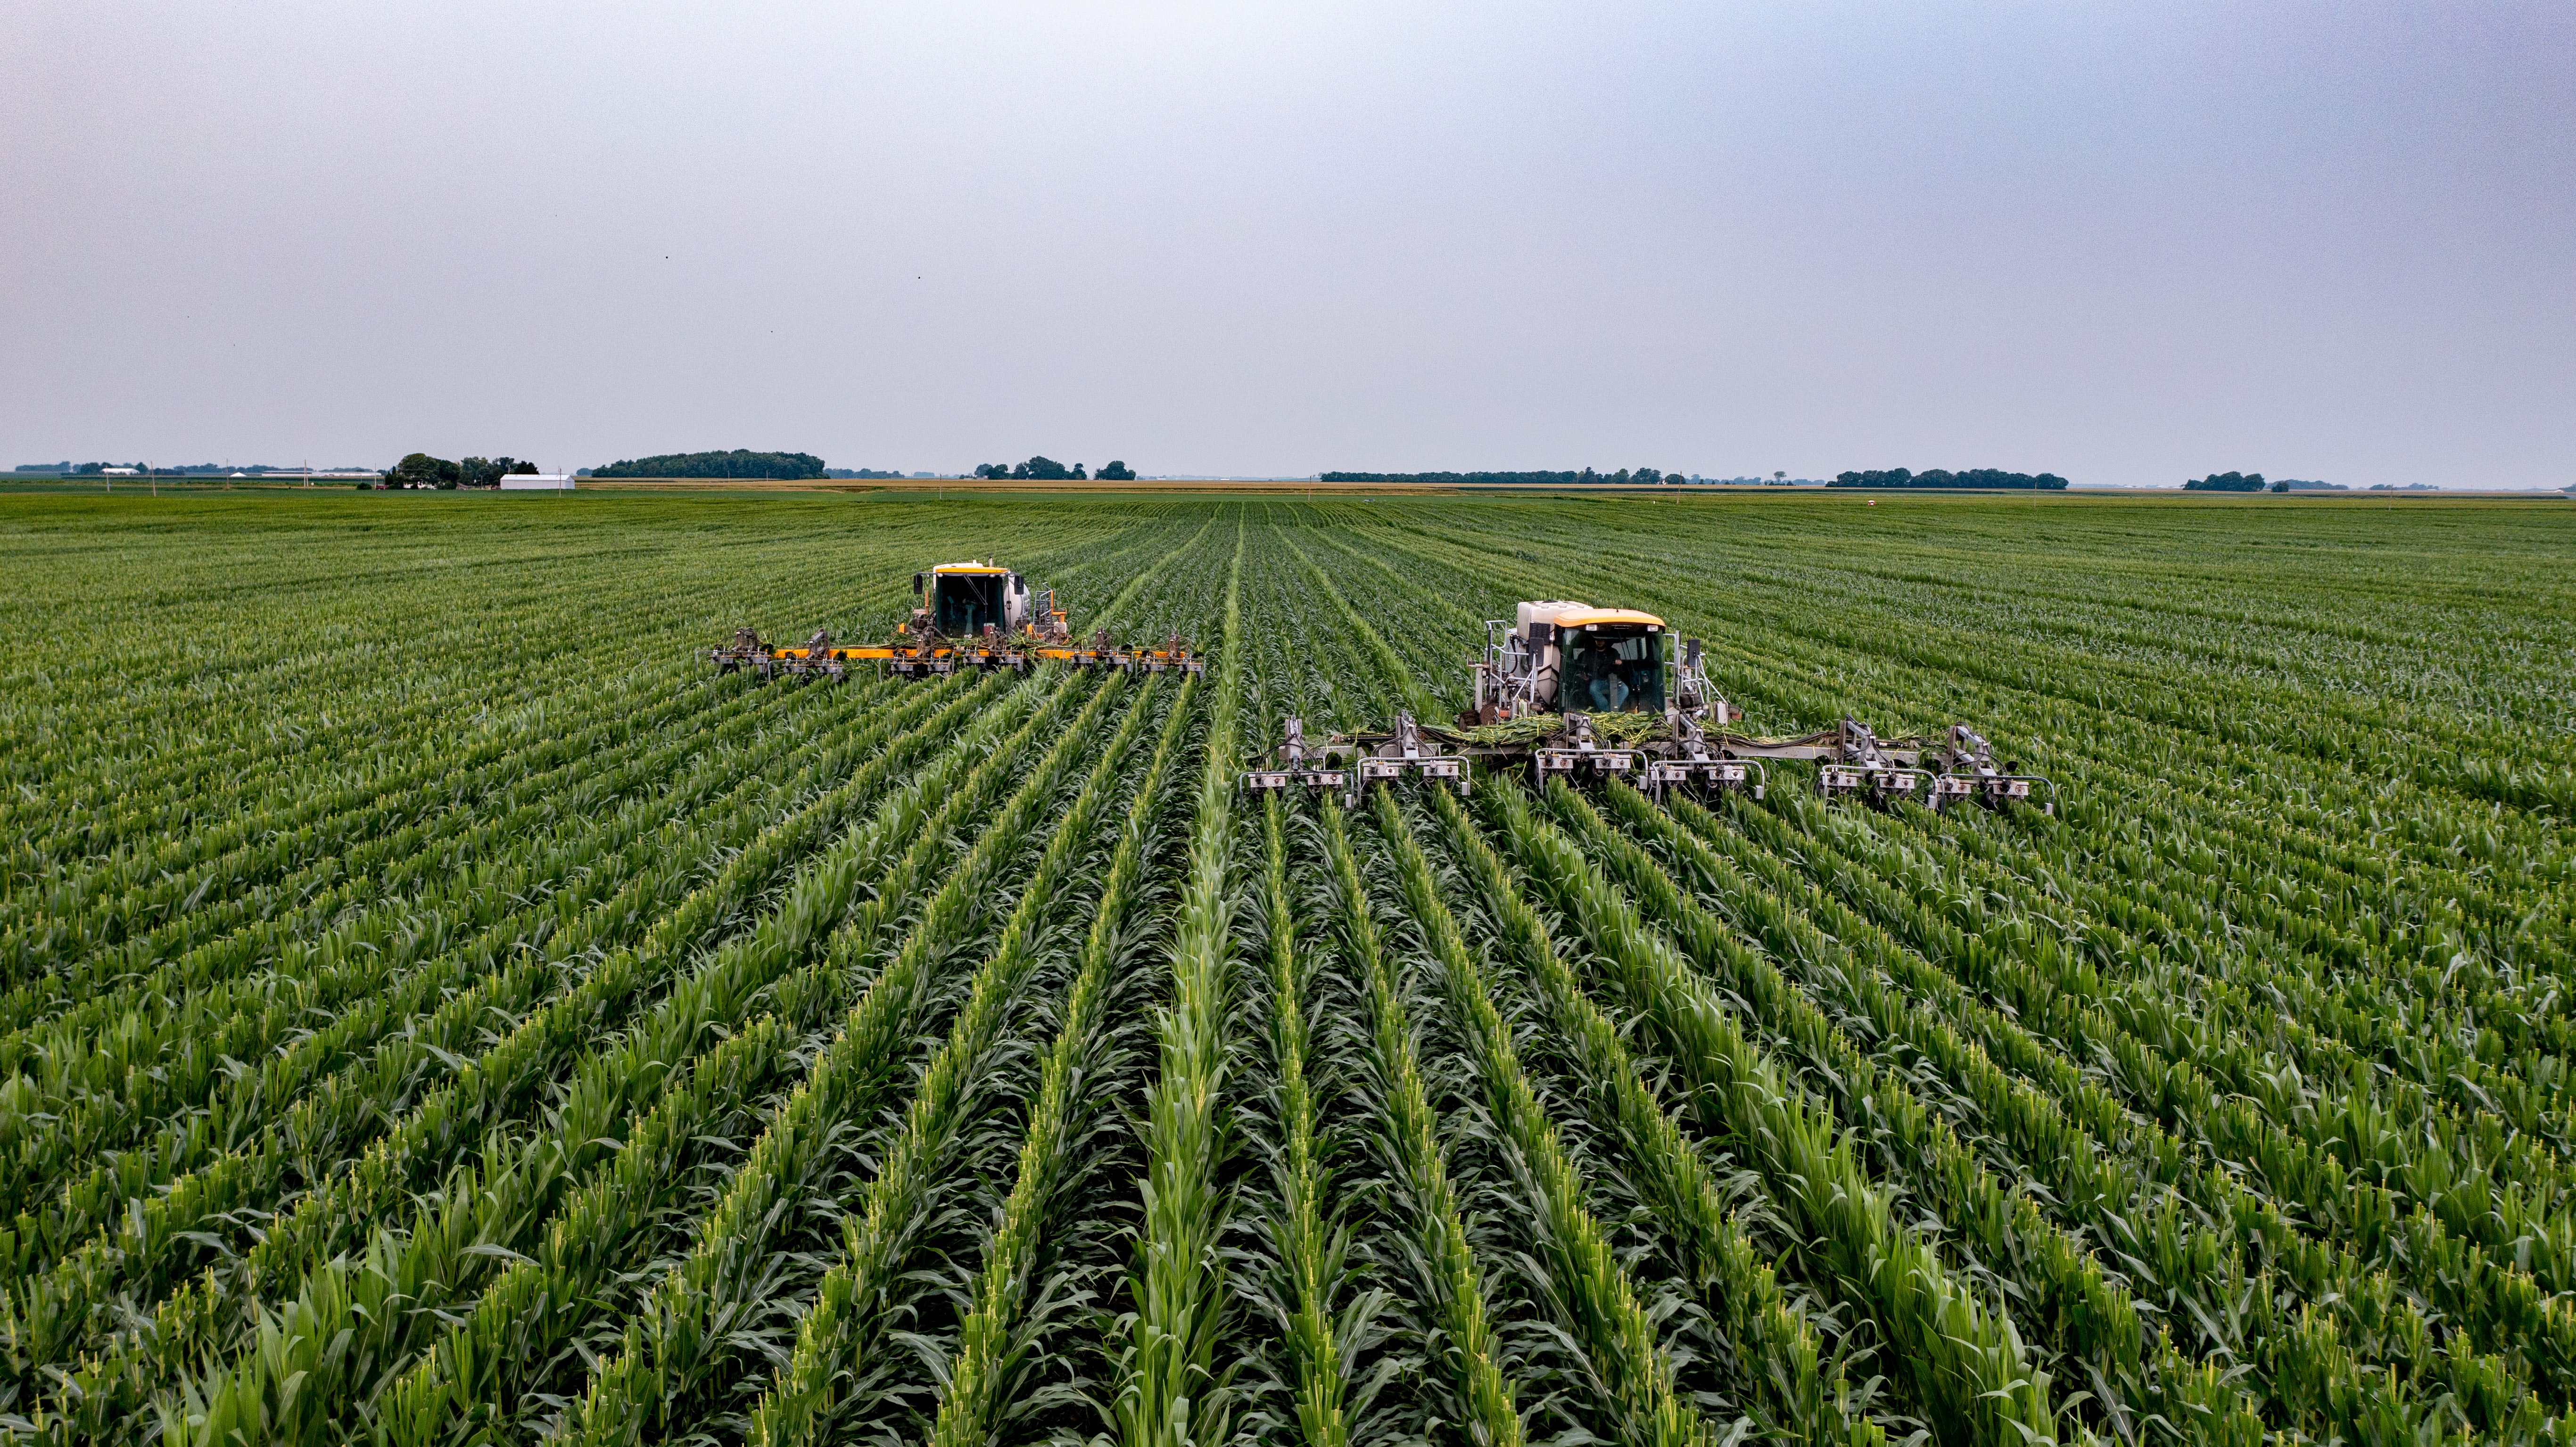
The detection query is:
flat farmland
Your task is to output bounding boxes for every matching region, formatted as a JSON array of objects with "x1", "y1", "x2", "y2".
[{"x1": 0, "y1": 490, "x2": 2570, "y2": 1447}]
